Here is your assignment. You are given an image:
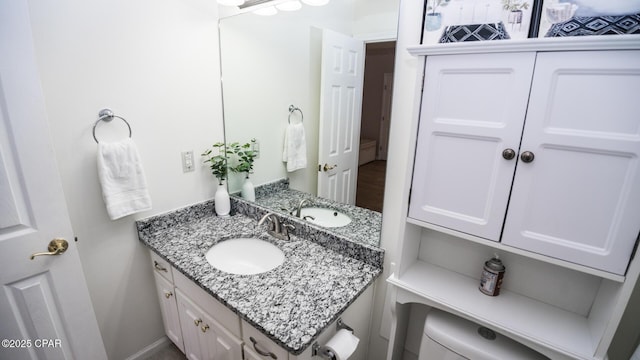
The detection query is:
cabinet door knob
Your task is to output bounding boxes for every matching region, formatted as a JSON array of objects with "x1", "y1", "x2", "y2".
[
  {"x1": 194, "y1": 319, "x2": 202, "y2": 326},
  {"x1": 502, "y1": 148, "x2": 516, "y2": 160},
  {"x1": 520, "y1": 151, "x2": 535, "y2": 163},
  {"x1": 201, "y1": 324, "x2": 209, "y2": 333},
  {"x1": 164, "y1": 291, "x2": 173, "y2": 299}
]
